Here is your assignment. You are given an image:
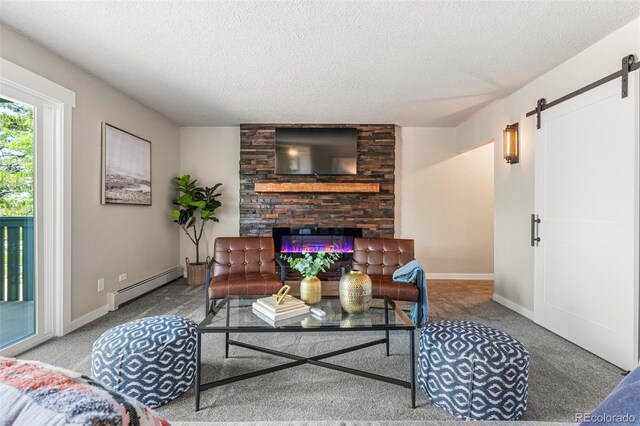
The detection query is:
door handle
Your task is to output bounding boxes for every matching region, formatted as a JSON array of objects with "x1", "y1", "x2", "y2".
[{"x1": 531, "y1": 214, "x2": 541, "y2": 247}]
